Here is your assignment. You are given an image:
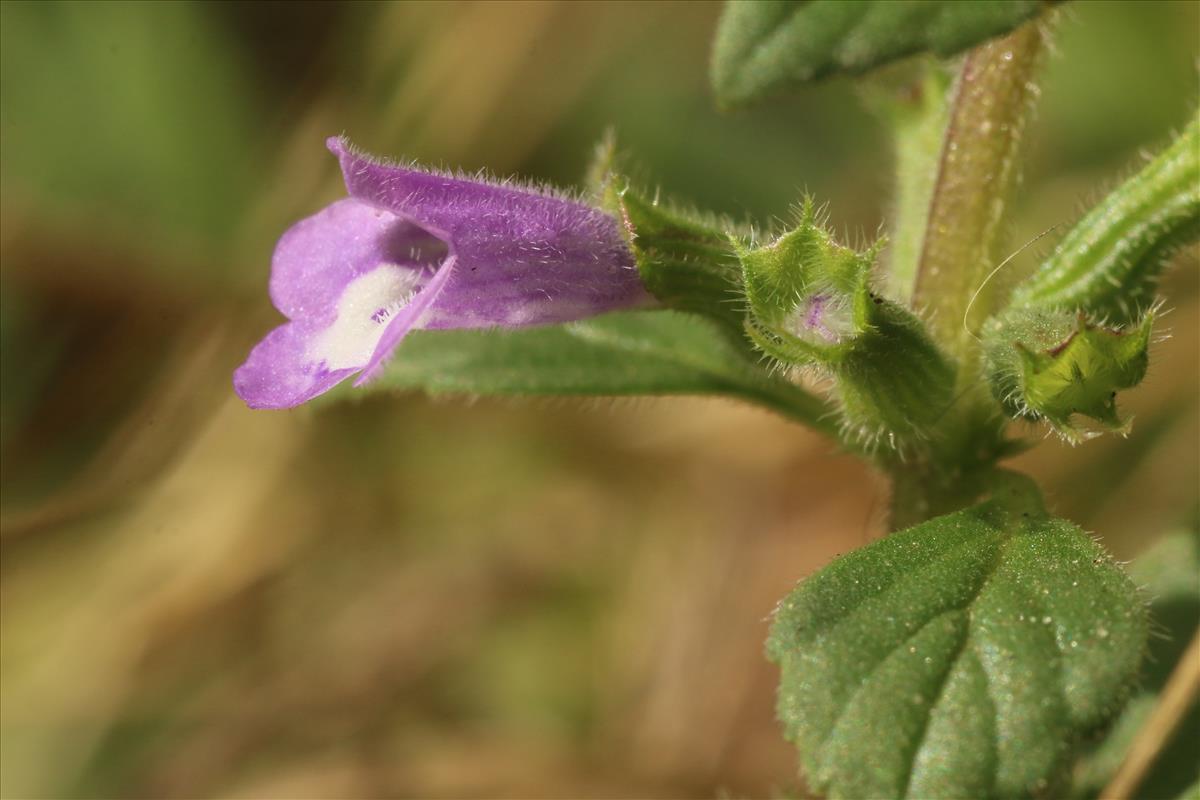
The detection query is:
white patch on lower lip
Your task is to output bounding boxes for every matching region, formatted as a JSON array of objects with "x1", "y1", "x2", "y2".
[{"x1": 308, "y1": 265, "x2": 423, "y2": 370}]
